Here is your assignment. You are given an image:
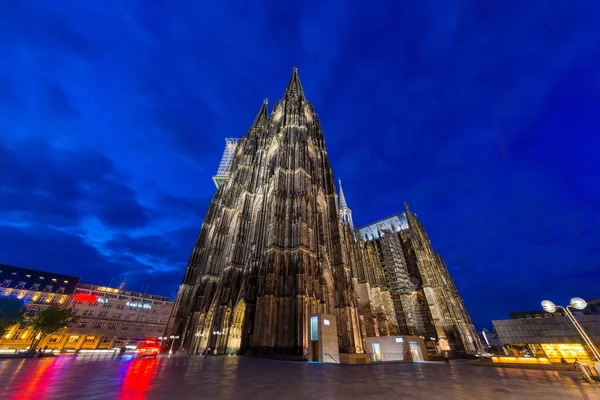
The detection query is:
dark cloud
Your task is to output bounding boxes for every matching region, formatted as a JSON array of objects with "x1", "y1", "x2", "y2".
[
  {"x1": 44, "y1": 83, "x2": 79, "y2": 116},
  {"x1": 0, "y1": 139, "x2": 150, "y2": 230}
]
